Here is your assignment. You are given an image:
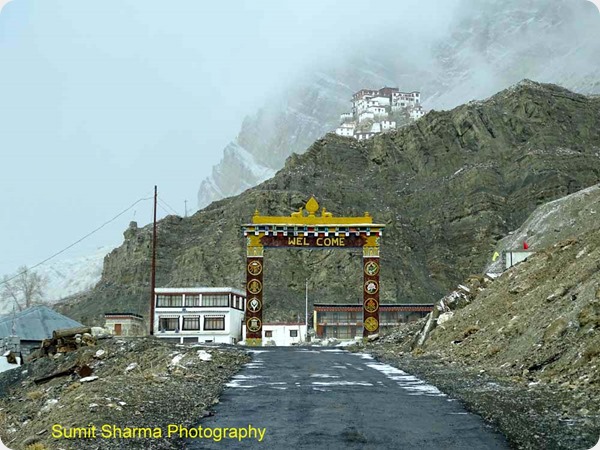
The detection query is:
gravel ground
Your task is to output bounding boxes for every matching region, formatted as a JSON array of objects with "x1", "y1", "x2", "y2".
[
  {"x1": 365, "y1": 346, "x2": 599, "y2": 450},
  {"x1": 0, "y1": 337, "x2": 249, "y2": 450}
]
